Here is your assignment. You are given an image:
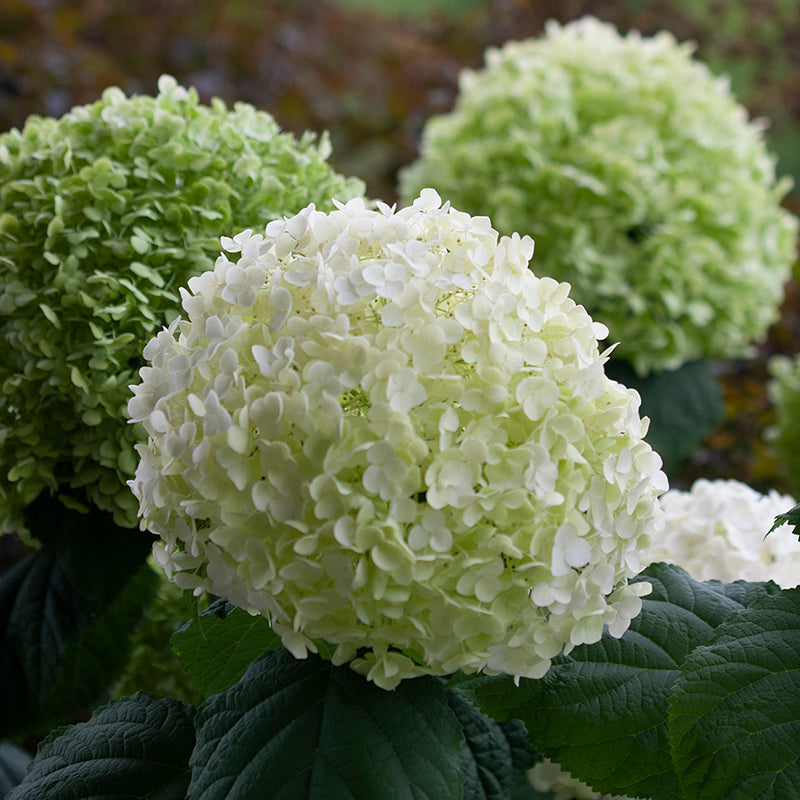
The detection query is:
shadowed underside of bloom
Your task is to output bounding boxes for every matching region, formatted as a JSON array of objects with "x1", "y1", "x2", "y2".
[
  {"x1": 399, "y1": 16, "x2": 798, "y2": 376},
  {"x1": 129, "y1": 189, "x2": 667, "y2": 689}
]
